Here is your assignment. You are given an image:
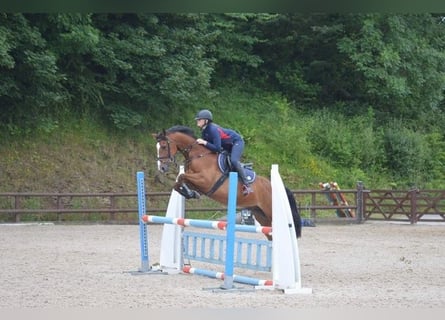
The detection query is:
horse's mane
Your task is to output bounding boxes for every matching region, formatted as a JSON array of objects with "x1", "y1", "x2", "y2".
[{"x1": 166, "y1": 125, "x2": 197, "y2": 139}]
